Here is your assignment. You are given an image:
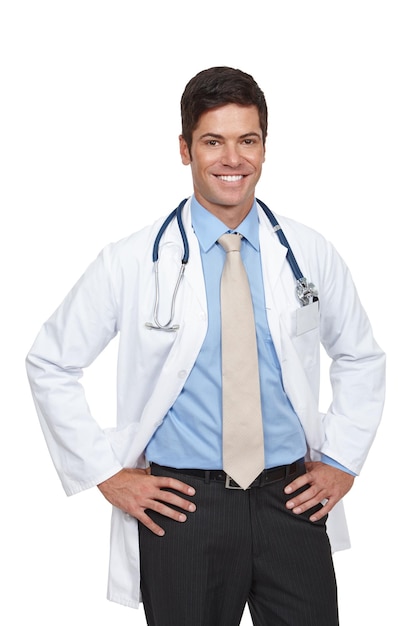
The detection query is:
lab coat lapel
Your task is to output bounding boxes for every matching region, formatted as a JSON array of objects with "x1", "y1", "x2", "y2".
[
  {"x1": 257, "y1": 205, "x2": 289, "y2": 292},
  {"x1": 180, "y1": 199, "x2": 208, "y2": 311},
  {"x1": 257, "y1": 203, "x2": 290, "y2": 334},
  {"x1": 123, "y1": 200, "x2": 208, "y2": 467},
  {"x1": 258, "y1": 205, "x2": 324, "y2": 455}
]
